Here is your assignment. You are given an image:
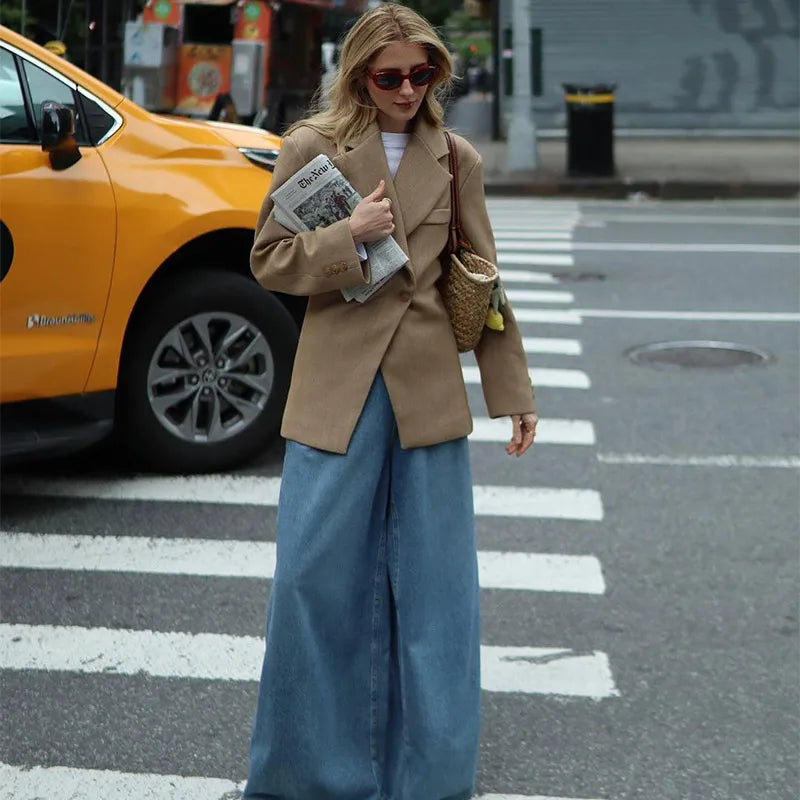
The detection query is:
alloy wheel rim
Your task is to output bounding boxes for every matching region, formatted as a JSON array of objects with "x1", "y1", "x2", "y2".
[{"x1": 147, "y1": 311, "x2": 274, "y2": 444}]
